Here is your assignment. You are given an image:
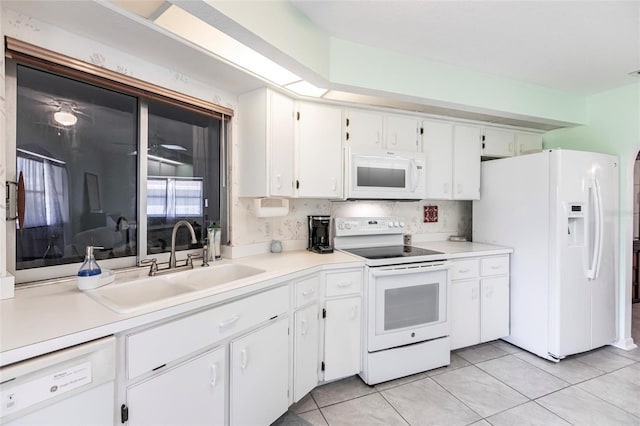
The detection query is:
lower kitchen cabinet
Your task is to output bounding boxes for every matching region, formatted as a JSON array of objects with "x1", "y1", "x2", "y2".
[
  {"x1": 126, "y1": 346, "x2": 226, "y2": 426},
  {"x1": 323, "y1": 297, "x2": 361, "y2": 381},
  {"x1": 294, "y1": 304, "x2": 319, "y2": 402},
  {"x1": 480, "y1": 276, "x2": 510, "y2": 341},
  {"x1": 230, "y1": 318, "x2": 289, "y2": 426},
  {"x1": 450, "y1": 255, "x2": 510, "y2": 350}
]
